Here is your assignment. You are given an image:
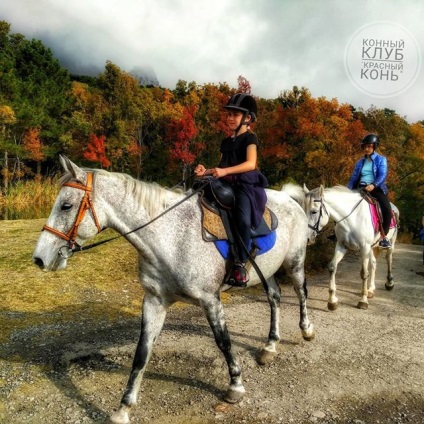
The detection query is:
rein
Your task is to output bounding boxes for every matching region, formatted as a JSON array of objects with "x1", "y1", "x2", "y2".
[
  {"x1": 333, "y1": 196, "x2": 365, "y2": 224},
  {"x1": 309, "y1": 193, "x2": 365, "y2": 234},
  {"x1": 44, "y1": 172, "x2": 208, "y2": 258}
]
